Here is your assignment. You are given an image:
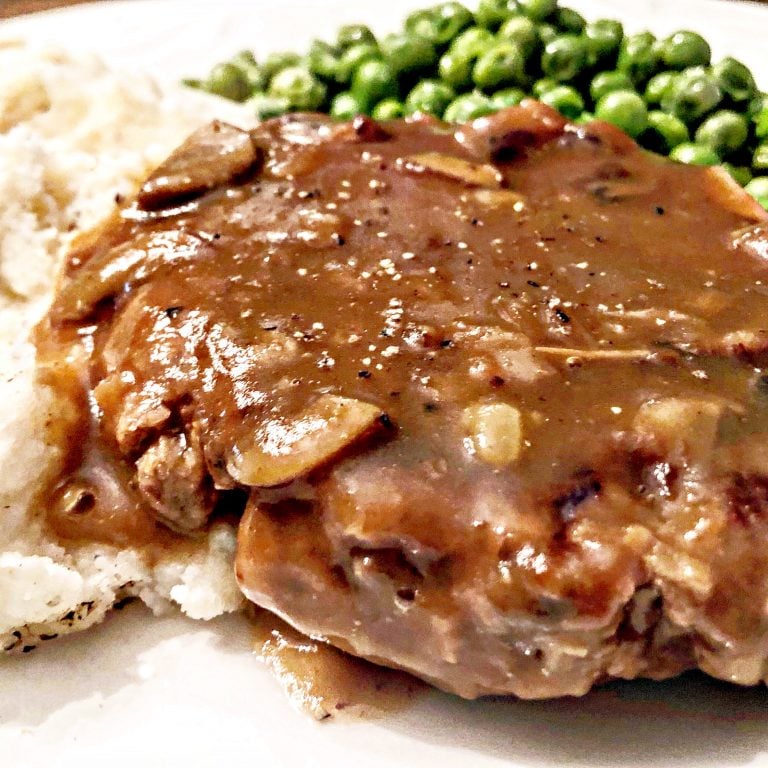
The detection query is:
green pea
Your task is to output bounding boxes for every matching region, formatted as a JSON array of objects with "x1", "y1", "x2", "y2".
[
  {"x1": 537, "y1": 23, "x2": 558, "y2": 45},
  {"x1": 694, "y1": 110, "x2": 748, "y2": 158},
  {"x1": 381, "y1": 33, "x2": 437, "y2": 74},
  {"x1": 475, "y1": 0, "x2": 515, "y2": 30},
  {"x1": 642, "y1": 110, "x2": 689, "y2": 153},
  {"x1": 755, "y1": 106, "x2": 768, "y2": 141},
  {"x1": 584, "y1": 19, "x2": 624, "y2": 65},
  {"x1": 541, "y1": 34, "x2": 588, "y2": 82},
  {"x1": 268, "y1": 66, "x2": 327, "y2": 111},
  {"x1": 720, "y1": 163, "x2": 752, "y2": 187},
  {"x1": 490, "y1": 86, "x2": 527, "y2": 109},
  {"x1": 231, "y1": 50, "x2": 266, "y2": 93},
  {"x1": 451, "y1": 26, "x2": 495, "y2": 57},
  {"x1": 405, "y1": 9, "x2": 434, "y2": 35},
  {"x1": 745, "y1": 176, "x2": 768, "y2": 201},
  {"x1": 439, "y1": 29, "x2": 494, "y2": 89},
  {"x1": 262, "y1": 52, "x2": 302, "y2": 84},
  {"x1": 434, "y1": 2, "x2": 476, "y2": 45},
  {"x1": 595, "y1": 89, "x2": 648, "y2": 138},
  {"x1": 540, "y1": 85, "x2": 585, "y2": 119},
  {"x1": 408, "y1": 2, "x2": 474, "y2": 47},
  {"x1": 554, "y1": 7, "x2": 586, "y2": 34},
  {"x1": 754, "y1": 143, "x2": 768, "y2": 172},
  {"x1": 372, "y1": 98, "x2": 405, "y2": 120},
  {"x1": 308, "y1": 40, "x2": 340, "y2": 82},
  {"x1": 575, "y1": 111, "x2": 595, "y2": 125},
  {"x1": 232, "y1": 49, "x2": 257, "y2": 68},
  {"x1": 590, "y1": 71, "x2": 635, "y2": 103},
  {"x1": 617, "y1": 32, "x2": 661, "y2": 85},
  {"x1": 517, "y1": 0, "x2": 557, "y2": 22},
  {"x1": 405, "y1": 79, "x2": 456, "y2": 116},
  {"x1": 205, "y1": 62, "x2": 251, "y2": 101},
  {"x1": 352, "y1": 60, "x2": 398, "y2": 111},
  {"x1": 670, "y1": 142, "x2": 720, "y2": 166},
  {"x1": 443, "y1": 91, "x2": 496, "y2": 122},
  {"x1": 473, "y1": 41, "x2": 526, "y2": 91},
  {"x1": 330, "y1": 91, "x2": 365, "y2": 120},
  {"x1": 182, "y1": 78, "x2": 203, "y2": 90},
  {"x1": 661, "y1": 68, "x2": 722, "y2": 124},
  {"x1": 643, "y1": 71, "x2": 677, "y2": 105},
  {"x1": 497, "y1": 16, "x2": 539, "y2": 59},
  {"x1": 533, "y1": 77, "x2": 558, "y2": 97},
  {"x1": 336, "y1": 43, "x2": 381, "y2": 85},
  {"x1": 659, "y1": 31, "x2": 711, "y2": 71},
  {"x1": 712, "y1": 57, "x2": 757, "y2": 104},
  {"x1": 247, "y1": 93, "x2": 290, "y2": 120},
  {"x1": 337, "y1": 24, "x2": 377, "y2": 50},
  {"x1": 439, "y1": 50, "x2": 471, "y2": 89}
]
